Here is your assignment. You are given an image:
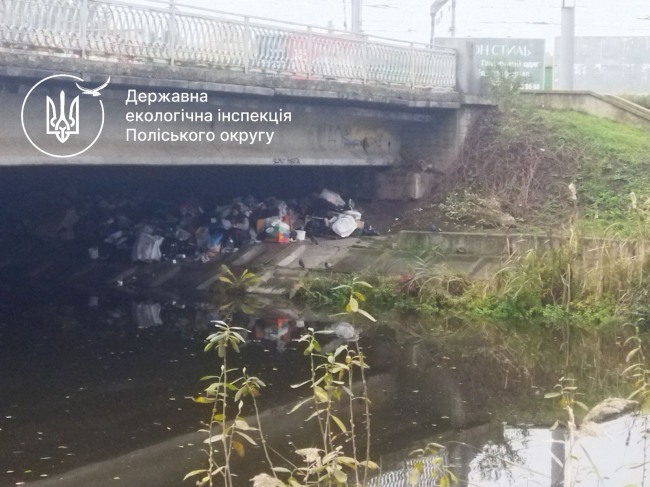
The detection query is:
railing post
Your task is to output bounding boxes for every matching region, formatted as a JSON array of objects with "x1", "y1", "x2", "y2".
[
  {"x1": 80, "y1": 0, "x2": 88, "y2": 58},
  {"x1": 243, "y1": 16, "x2": 250, "y2": 73},
  {"x1": 362, "y1": 34, "x2": 368, "y2": 84},
  {"x1": 409, "y1": 42, "x2": 415, "y2": 89},
  {"x1": 307, "y1": 26, "x2": 313, "y2": 79},
  {"x1": 169, "y1": 0, "x2": 176, "y2": 66}
]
